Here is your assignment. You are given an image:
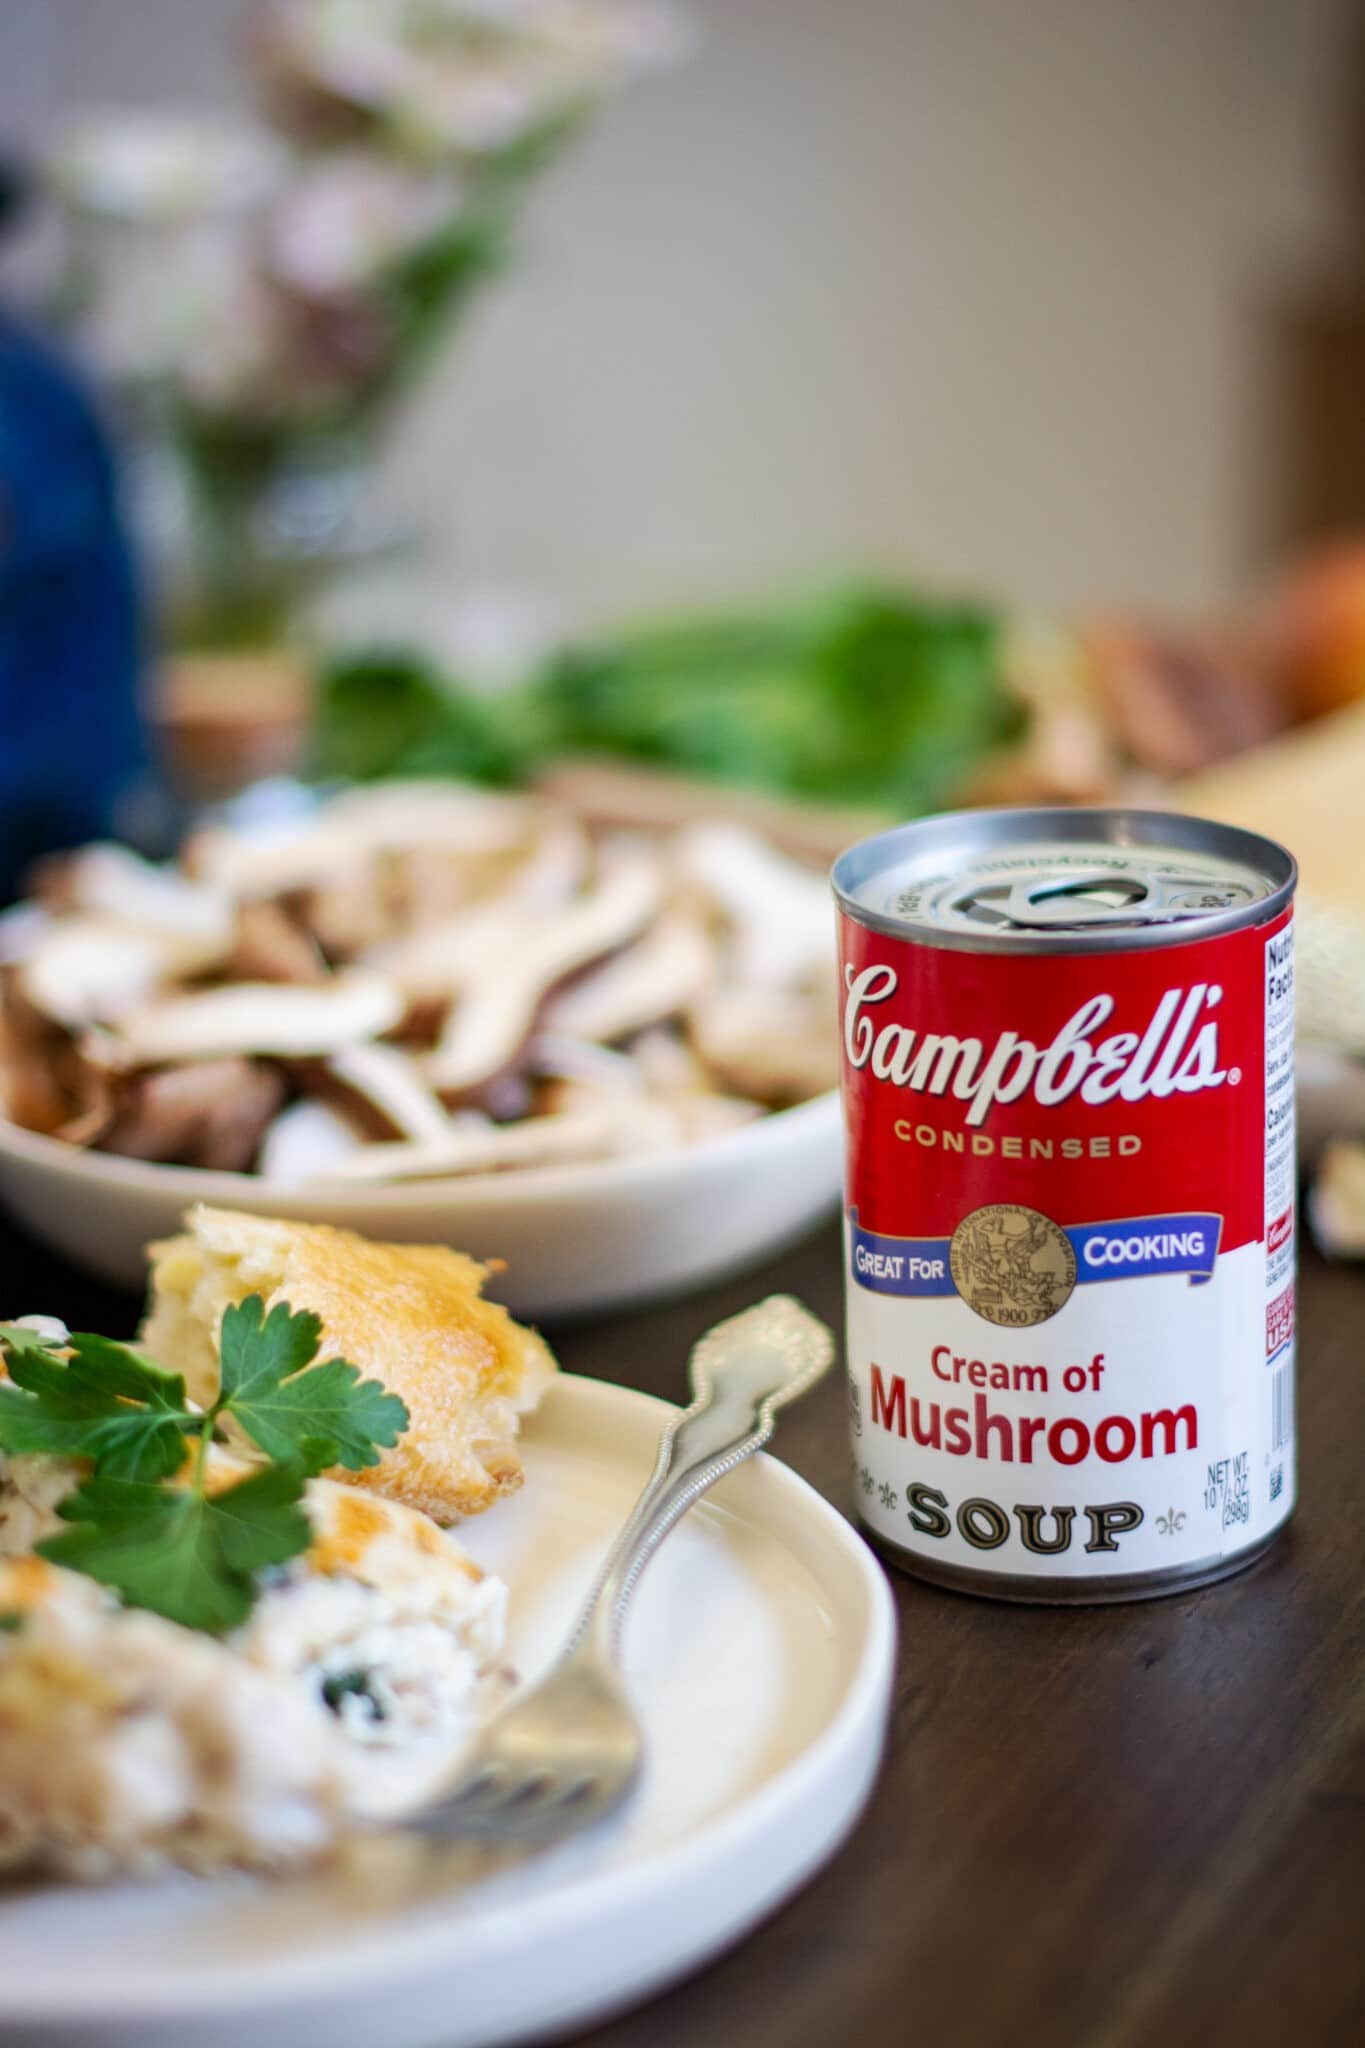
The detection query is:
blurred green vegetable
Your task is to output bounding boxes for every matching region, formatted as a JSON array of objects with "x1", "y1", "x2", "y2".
[
  {"x1": 315, "y1": 651, "x2": 530, "y2": 784},
  {"x1": 313, "y1": 583, "x2": 1023, "y2": 813}
]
